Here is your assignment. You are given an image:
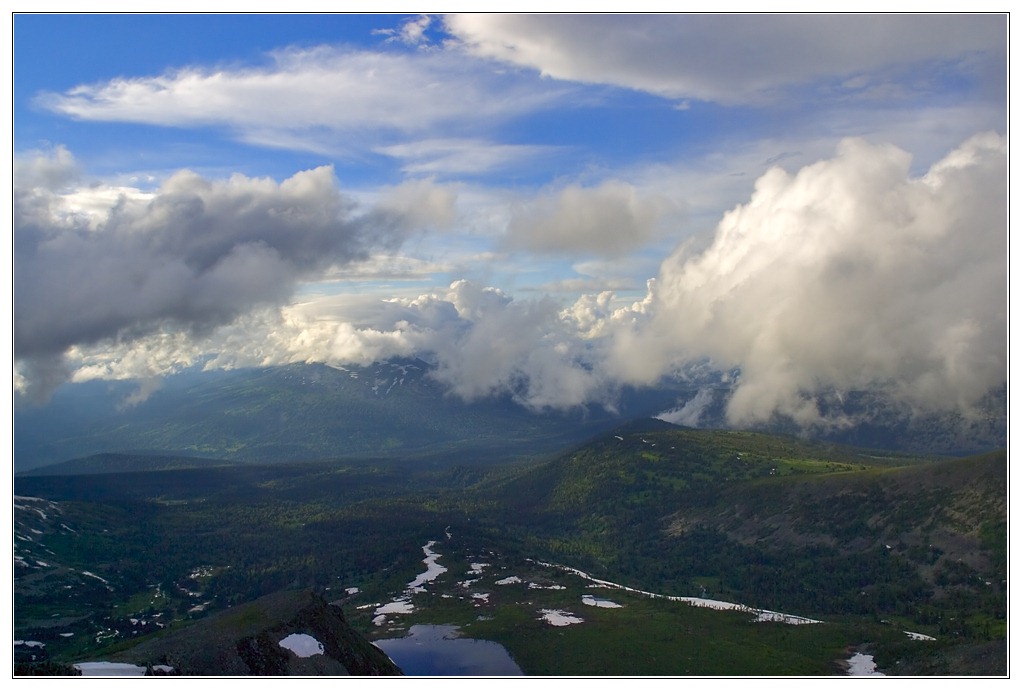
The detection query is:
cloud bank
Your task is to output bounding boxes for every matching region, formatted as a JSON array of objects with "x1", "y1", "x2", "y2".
[
  {"x1": 445, "y1": 14, "x2": 1006, "y2": 105},
  {"x1": 12, "y1": 148, "x2": 442, "y2": 400},
  {"x1": 15, "y1": 133, "x2": 1006, "y2": 428},
  {"x1": 609, "y1": 133, "x2": 1006, "y2": 425}
]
